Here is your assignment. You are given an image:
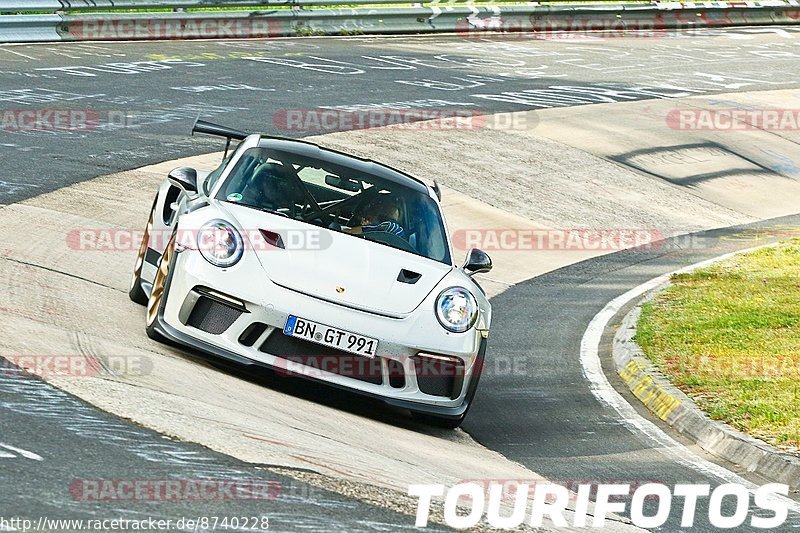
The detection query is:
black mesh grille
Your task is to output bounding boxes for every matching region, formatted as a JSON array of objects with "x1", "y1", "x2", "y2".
[
  {"x1": 186, "y1": 296, "x2": 243, "y2": 335},
  {"x1": 260, "y1": 333, "x2": 383, "y2": 385},
  {"x1": 413, "y1": 355, "x2": 464, "y2": 399}
]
